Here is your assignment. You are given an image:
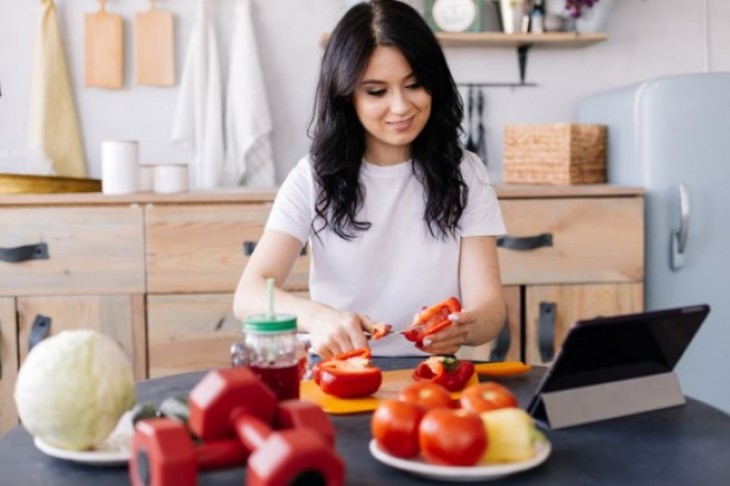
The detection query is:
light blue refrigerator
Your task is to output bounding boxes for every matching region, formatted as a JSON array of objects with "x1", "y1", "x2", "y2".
[{"x1": 578, "y1": 72, "x2": 730, "y2": 414}]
